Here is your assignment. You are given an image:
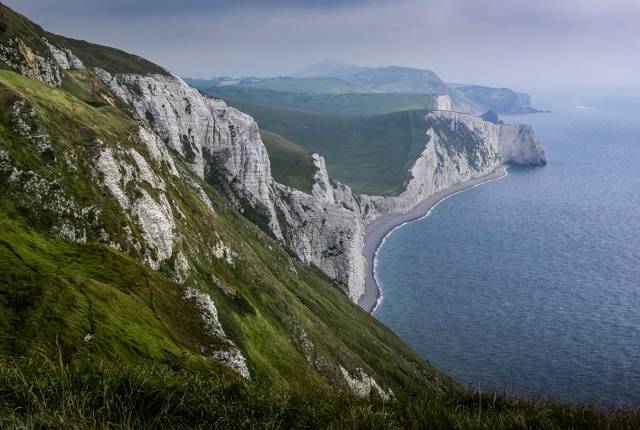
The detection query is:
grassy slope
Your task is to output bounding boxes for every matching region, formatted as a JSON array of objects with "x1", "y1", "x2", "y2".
[
  {"x1": 2, "y1": 359, "x2": 639, "y2": 429},
  {"x1": 200, "y1": 85, "x2": 435, "y2": 115},
  {"x1": 260, "y1": 129, "x2": 315, "y2": 193},
  {"x1": 0, "y1": 64, "x2": 452, "y2": 396},
  {"x1": 244, "y1": 77, "x2": 370, "y2": 94},
  {"x1": 229, "y1": 101, "x2": 430, "y2": 195}
]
